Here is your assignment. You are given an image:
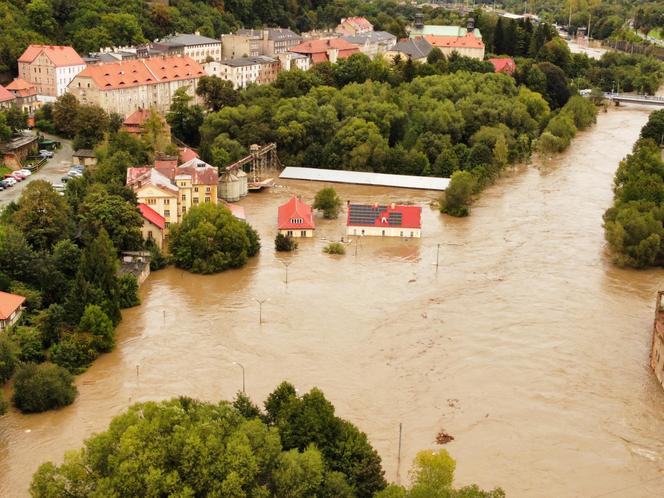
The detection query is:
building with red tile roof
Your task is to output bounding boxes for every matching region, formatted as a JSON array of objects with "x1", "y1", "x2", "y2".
[
  {"x1": 0, "y1": 291, "x2": 26, "y2": 330},
  {"x1": 278, "y1": 197, "x2": 315, "y2": 237},
  {"x1": 138, "y1": 203, "x2": 167, "y2": 251},
  {"x1": 346, "y1": 203, "x2": 422, "y2": 238},
  {"x1": 18, "y1": 45, "x2": 86, "y2": 98},
  {"x1": 122, "y1": 108, "x2": 172, "y2": 145},
  {"x1": 424, "y1": 33, "x2": 485, "y2": 60},
  {"x1": 489, "y1": 57, "x2": 516, "y2": 75},
  {"x1": 289, "y1": 38, "x2": 360, "y2": 64},
  {"x1": 67, "y1": 56, "x2": 206, "y2": 117},
  {"x1": 0, "y1": 84, "x2": 16, "y2": 109},
  {"x1": 336, "y1": 17, "x2": 374, "y2": 36}
]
